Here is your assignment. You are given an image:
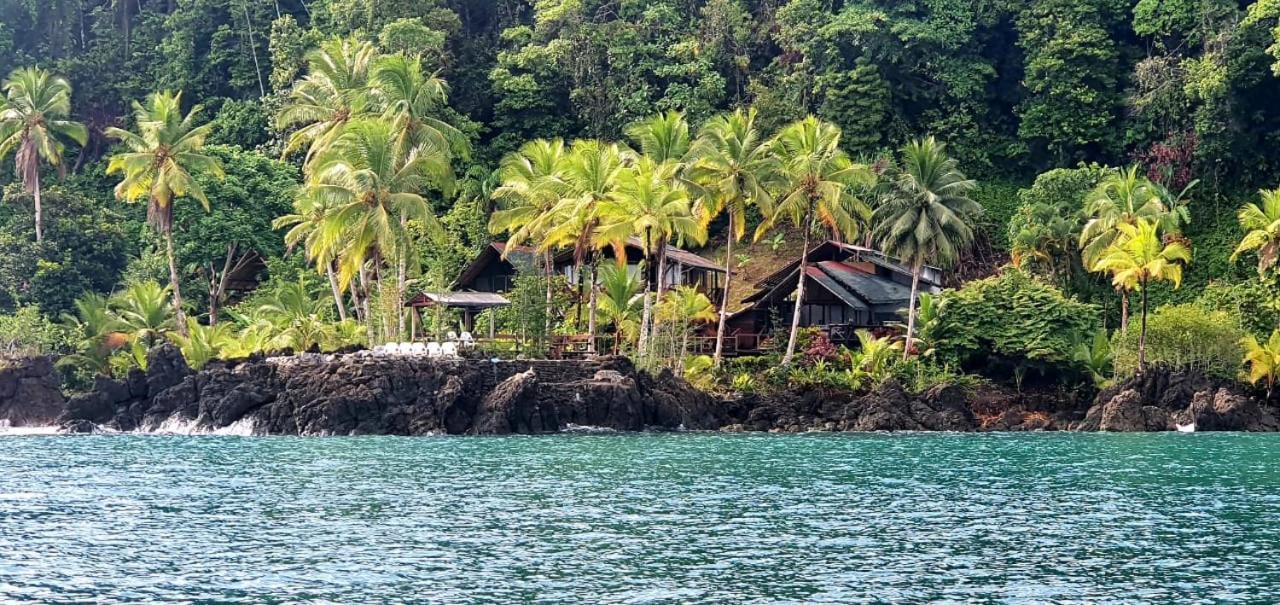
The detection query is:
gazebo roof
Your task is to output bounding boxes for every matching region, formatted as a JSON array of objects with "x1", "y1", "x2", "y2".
[{"x1": 405, "y1": 291, "x2": 512, "y2": 309}]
